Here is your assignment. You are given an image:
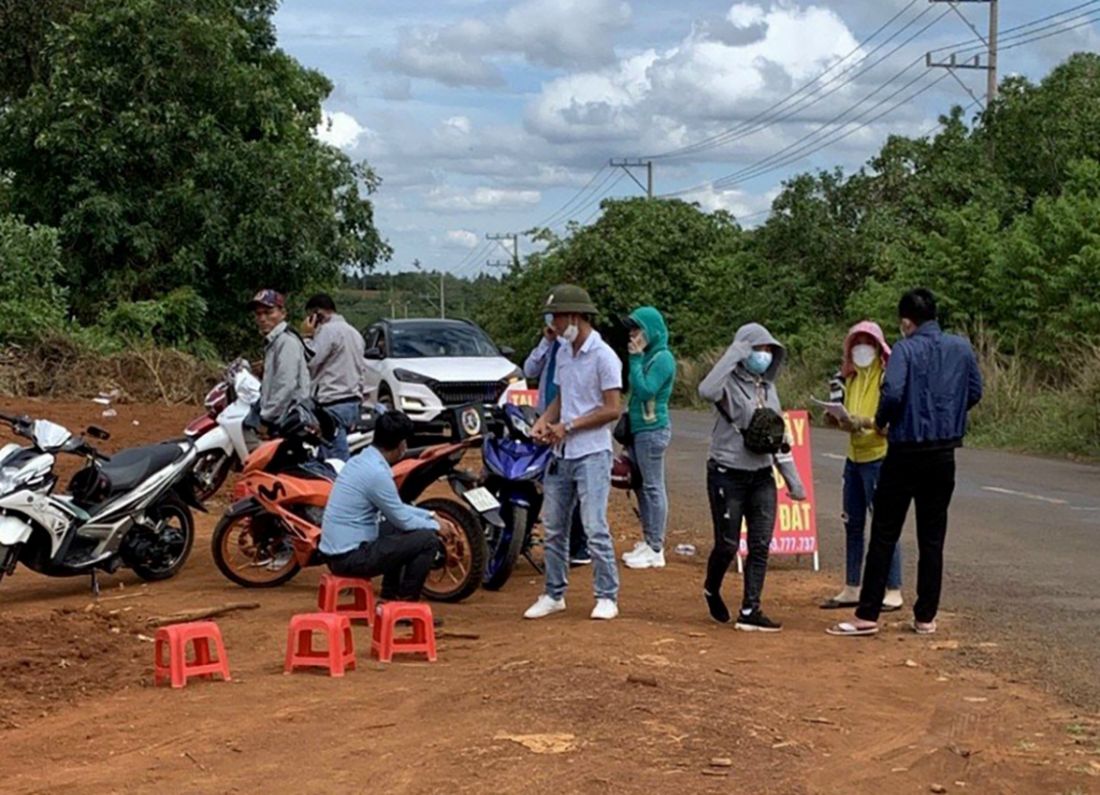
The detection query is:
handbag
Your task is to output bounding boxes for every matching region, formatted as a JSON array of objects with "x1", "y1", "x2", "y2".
[{"x1": 613, "y1": 412, "x2": 633, "y2": 446}]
